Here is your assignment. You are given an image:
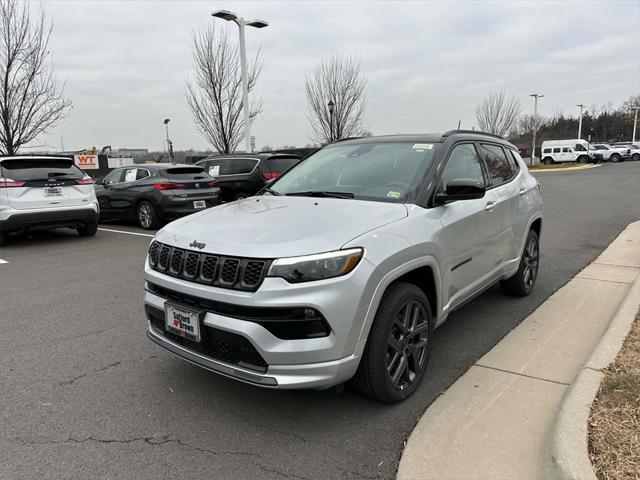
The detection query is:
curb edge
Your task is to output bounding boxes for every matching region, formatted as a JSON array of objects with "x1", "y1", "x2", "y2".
[{"x1": 544, "y1": 269, "x2": 640, "y2": 480}]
